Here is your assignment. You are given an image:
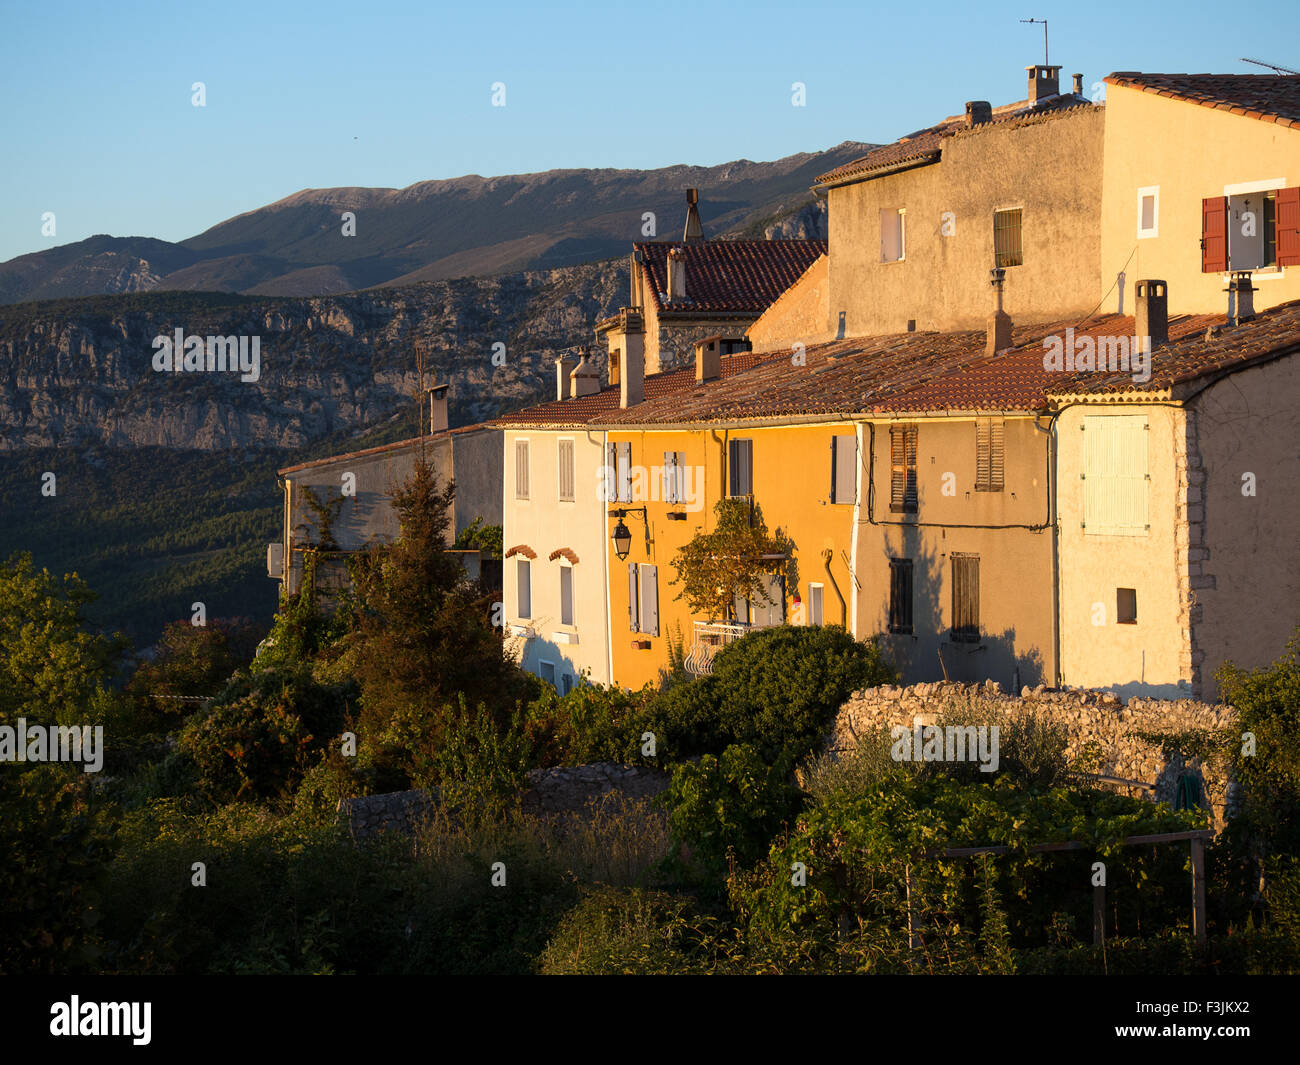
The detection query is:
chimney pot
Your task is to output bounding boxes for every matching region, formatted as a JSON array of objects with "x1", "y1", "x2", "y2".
[
  {"x1": 667, "y1": 246, "x2": 688, "y2": 301},
  {"x1": 620, "y1": 344, "x2": 645, "y2": 409},
  {"x1": 695, "y1": 337, "x2": 721, "y2": 382},
  {"x1": 683, "y1": 189, "x2": 703, "y2": 241},
  {"x1": 1134, "y1": 280, "x2": 1168, "y2": 350},
  {"x1": 1227, "y1": 271, "x2": 1257, "y2": 325},
  {"x1": 1072, "y1": 72, "x2": 1084, "y2": 95},
  {"x1": 965, "y1": 101, "x2": 992, "y2": 127},
  {"x1": 555, "y1": 355, "x2": 579, "y2": 401},
  {"x1": 987, "y1": 268, "x2": 1012, "y2": 355},
  {"x1": 1026, "y1": 64, "x2": 1062, "y2": 104},
  {"x1": 570, "y1": 355, "x2": 600, "y2": 398}
]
